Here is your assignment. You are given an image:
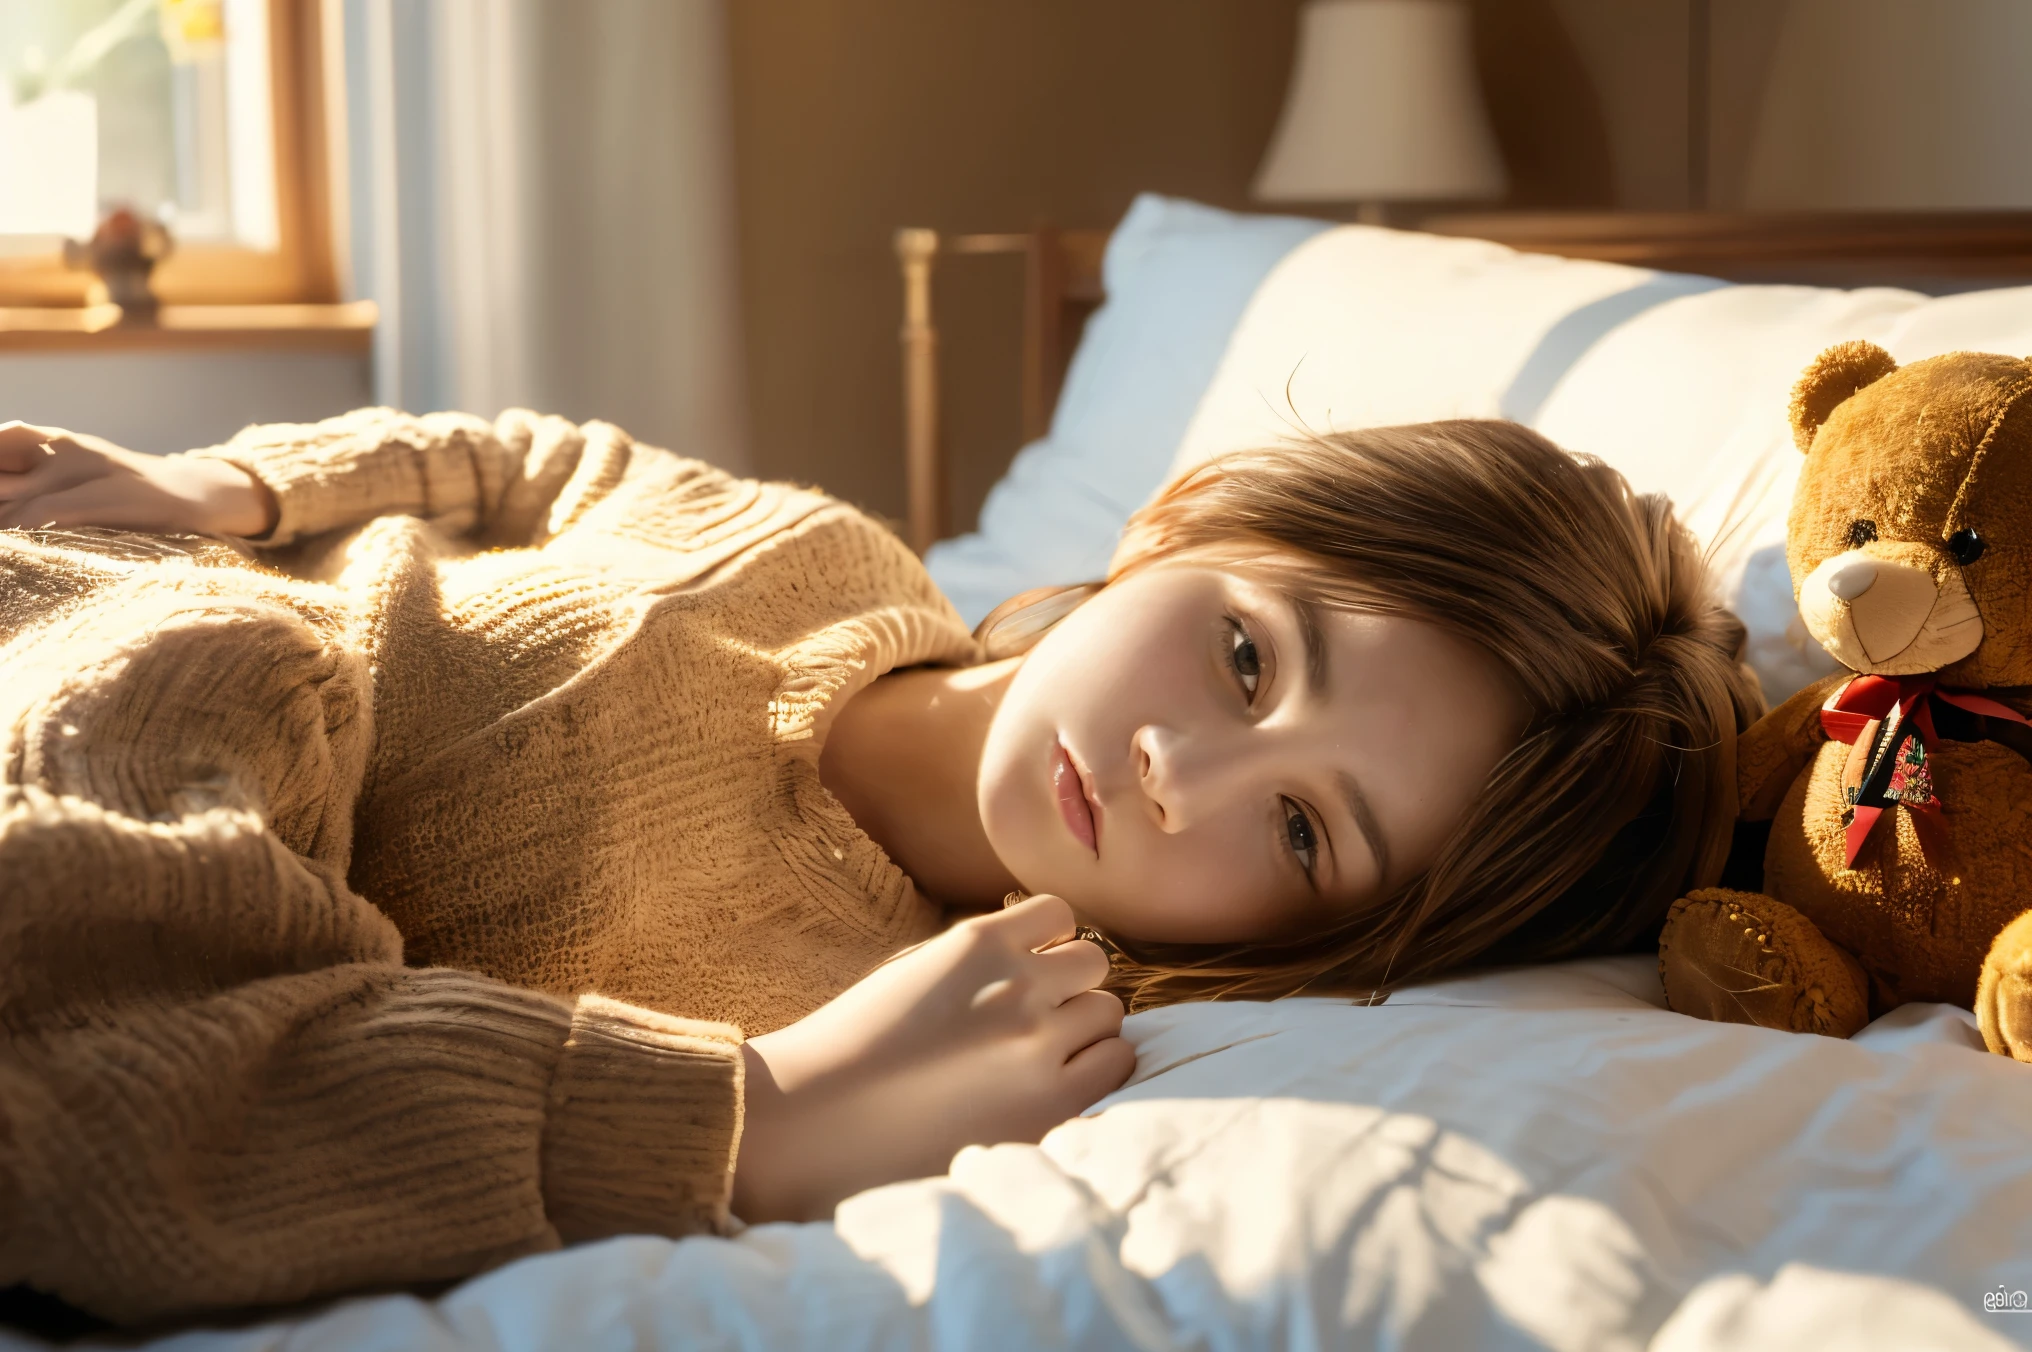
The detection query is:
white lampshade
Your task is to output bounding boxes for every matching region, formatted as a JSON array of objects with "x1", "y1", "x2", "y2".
[{"x1": 1255, "y1": 0, "x2": 1507, "y2": 205}]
